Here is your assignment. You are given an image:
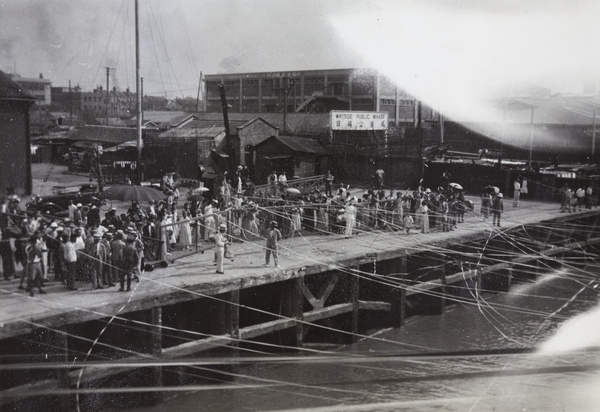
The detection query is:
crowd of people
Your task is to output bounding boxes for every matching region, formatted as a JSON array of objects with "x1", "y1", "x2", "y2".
[
  {"x1": 559, "y1": 182, "x2": 597, "y2": 213},
  {"x1": 13, "y1": 166, "x2": 587, "y2": 294},
  {"x1": 1, "y1": 195, "x2": 145, "y2": 296}
]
